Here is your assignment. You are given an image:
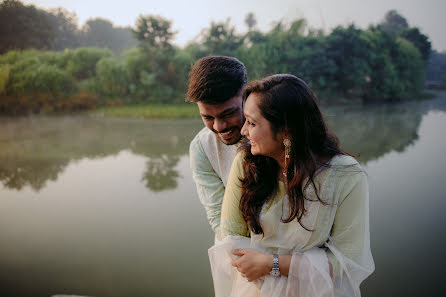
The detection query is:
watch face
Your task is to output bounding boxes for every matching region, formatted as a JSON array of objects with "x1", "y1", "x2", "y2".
[{"x1": 271, "y1": 269, "x2": 280, "y2": 277}]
